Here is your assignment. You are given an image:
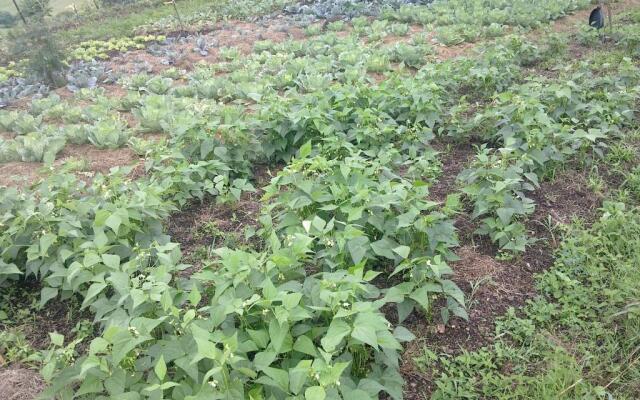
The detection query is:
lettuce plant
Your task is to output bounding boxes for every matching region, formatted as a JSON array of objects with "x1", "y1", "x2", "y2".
[
  {"x1": 15, "y1": 133, "x2": 66, "y2": 163},
  {"x1": 87, "y1": 117, "x2": 130, "y2": 149}
]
